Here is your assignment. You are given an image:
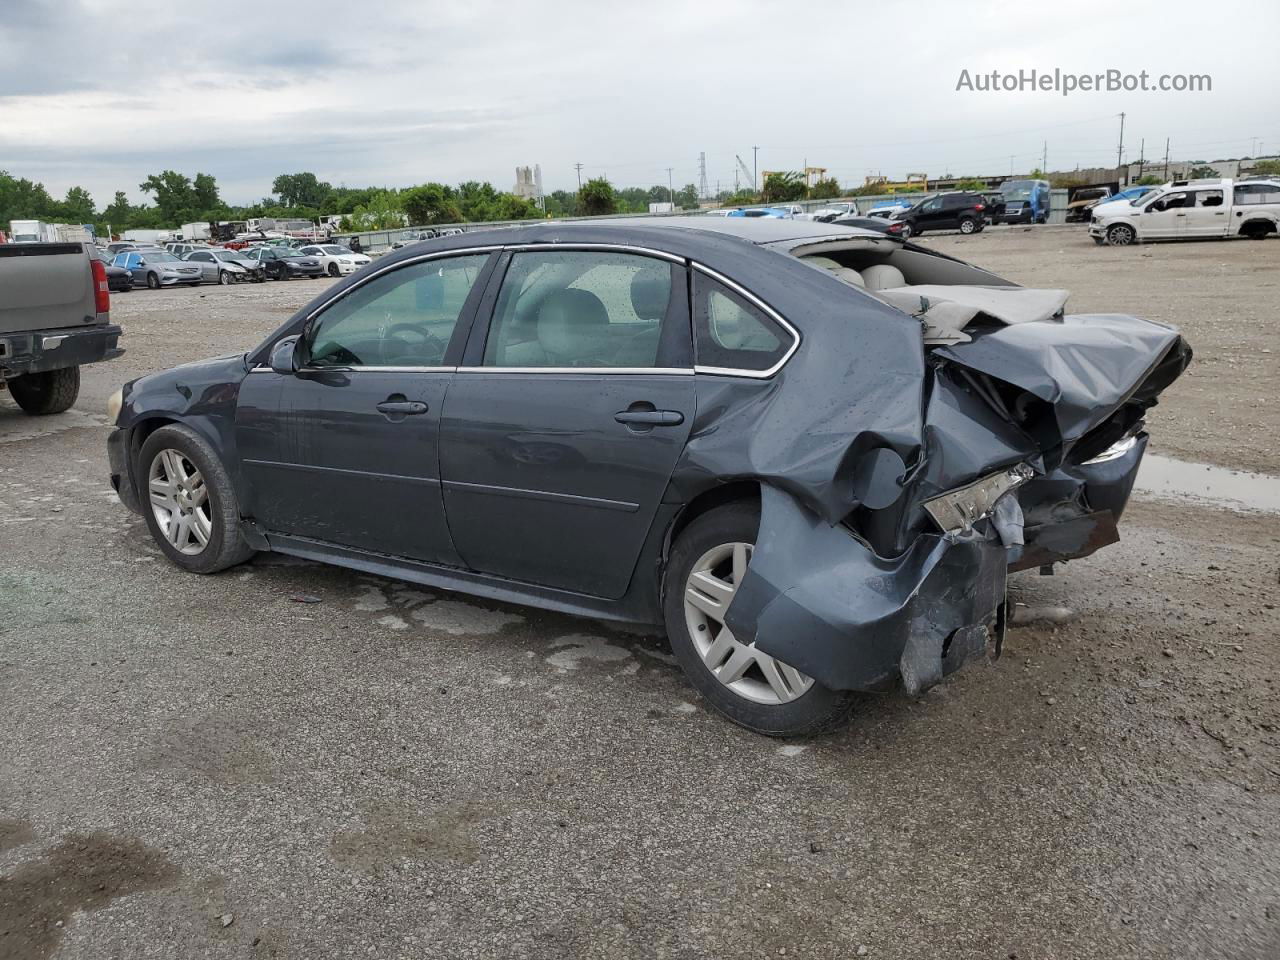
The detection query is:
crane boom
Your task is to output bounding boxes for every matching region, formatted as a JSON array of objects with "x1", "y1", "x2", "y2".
[{"x1": 735, "y1": 154, "x2": 755, "y2": 191}]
